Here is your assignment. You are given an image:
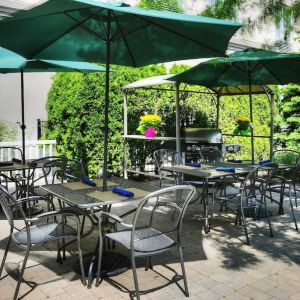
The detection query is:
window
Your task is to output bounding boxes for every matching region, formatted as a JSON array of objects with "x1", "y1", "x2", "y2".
[{"x1": 275, "y1": 7, "x2": 291, "y2": 43}]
